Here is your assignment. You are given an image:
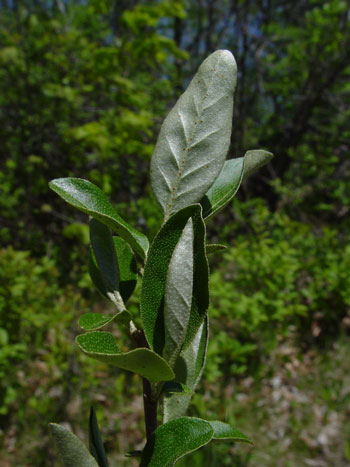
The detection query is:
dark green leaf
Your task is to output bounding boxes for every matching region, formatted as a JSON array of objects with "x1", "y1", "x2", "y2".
[
  {"x1": 140, "y1": 417, "x2": 214, "y2": 467},
  {"x1": 89, "y1": 407, "x2": 109, "y2": 467},
  {"x1": 49, "y1": 178, "x2": 149, "y2": 259},
  {"x1": 78, "y1": 312, "x2": 130, "y2": 331},
  {"x1": 206, "y1": 244, "x2": 227, "y2": 255},
  {"x1": 151, "y1": 50, "x2": 237, "y2": 220},
  {"x1": 209, "y1": 421, "x2": 253, "y2": 444},
  {"x1": 76, "y1": 332, "x2": 174, "y2": 383},
  {"x1": 163, "y1": 317, "x2": 208, "y2": 422},
  {"x1": 141, "y1": 205, "x2": 208, "y2": 356},
  {"x1": 49, "y1": 423, "x2": 98, "y2": 467}
]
